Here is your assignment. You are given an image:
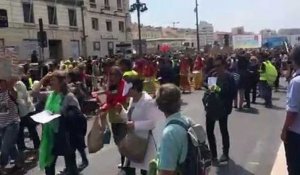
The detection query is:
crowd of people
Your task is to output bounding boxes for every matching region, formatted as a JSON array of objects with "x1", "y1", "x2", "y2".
[{"x1": 0, "y1": 45, "x2": 298, "y2": 175}]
